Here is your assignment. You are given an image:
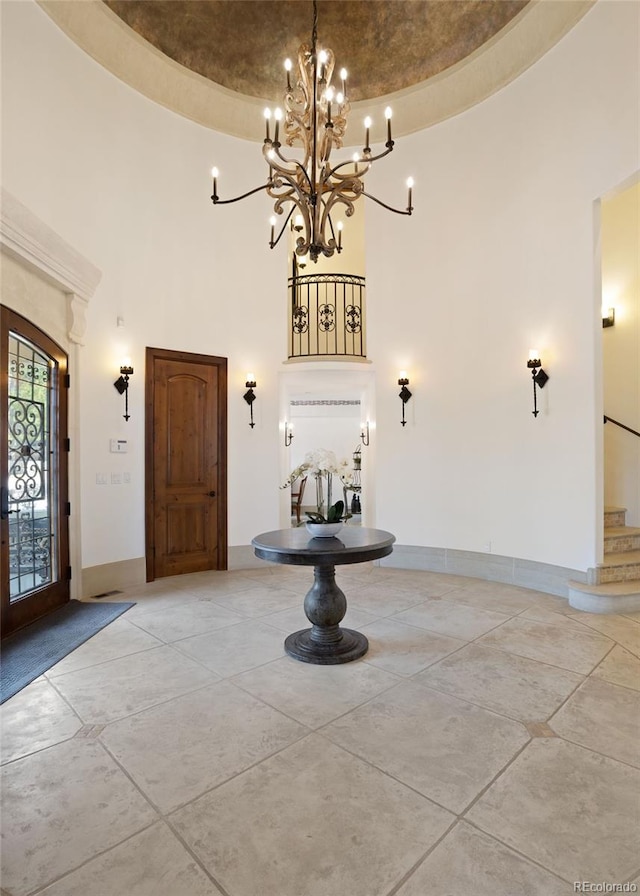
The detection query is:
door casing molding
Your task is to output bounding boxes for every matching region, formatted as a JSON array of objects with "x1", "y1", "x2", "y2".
[{"x1": 0, "y1": 189, "x2": 102, "y2": 599}]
